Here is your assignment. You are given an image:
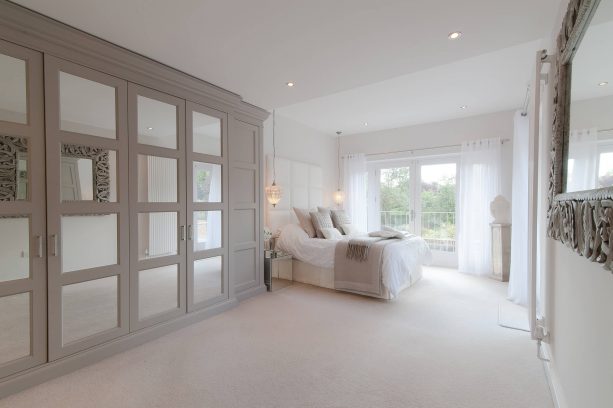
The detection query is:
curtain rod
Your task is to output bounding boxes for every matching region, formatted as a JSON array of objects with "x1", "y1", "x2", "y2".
[{"x1": 364, "y1": 138, "x2": 511, "y2": 157}]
